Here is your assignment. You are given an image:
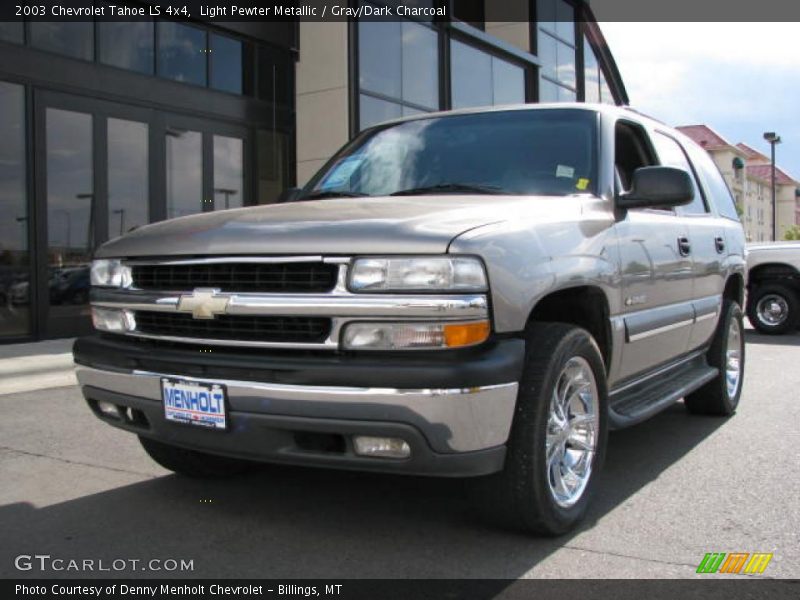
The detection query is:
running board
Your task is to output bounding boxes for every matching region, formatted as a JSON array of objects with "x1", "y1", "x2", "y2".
[{"x1": 608, "y1": 354, "x2": 718, "y2": 429}]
